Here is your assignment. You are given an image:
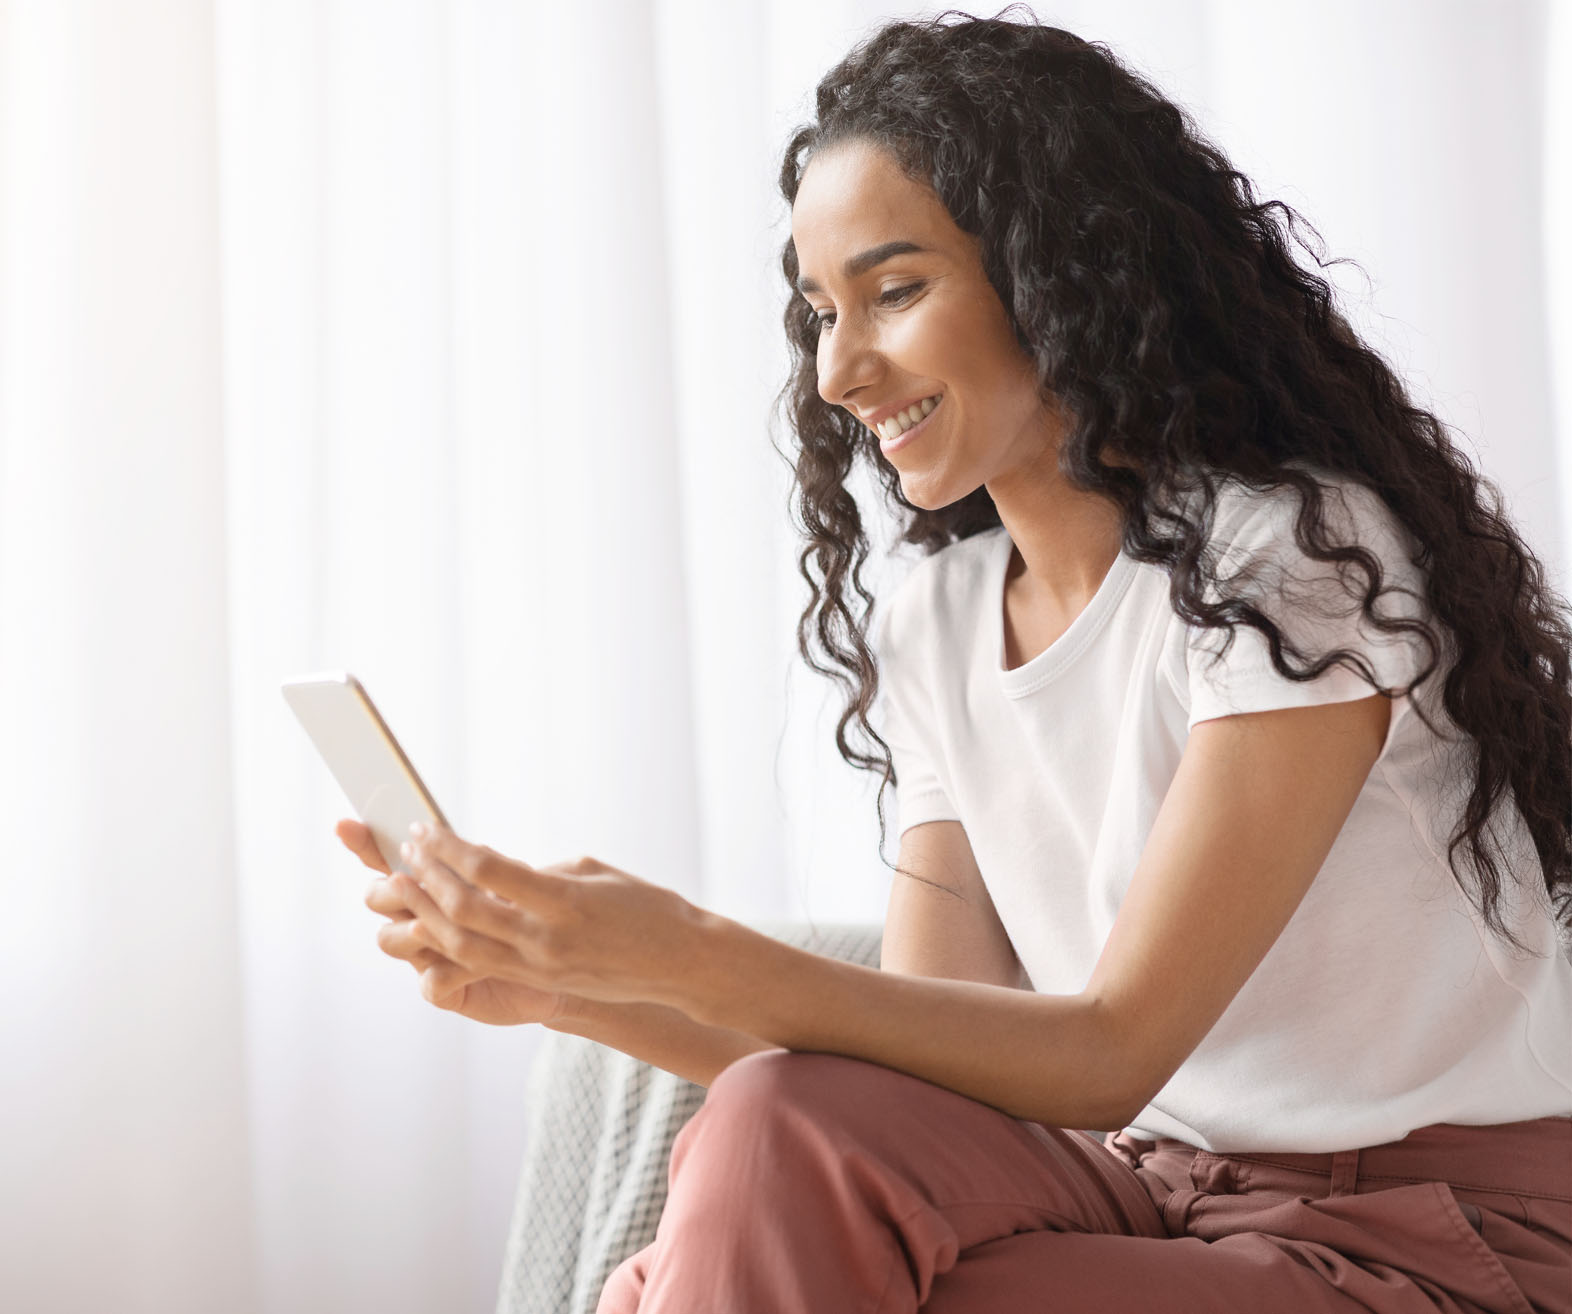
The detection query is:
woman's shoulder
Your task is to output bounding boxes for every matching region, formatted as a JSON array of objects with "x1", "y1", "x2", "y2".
[
  {"x1": 1195, "y1": 460, "x2": 1411, "y2": 539},
  {"x1": 1174, "y1": 462, "x2": 1426, "y2": 593}
]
